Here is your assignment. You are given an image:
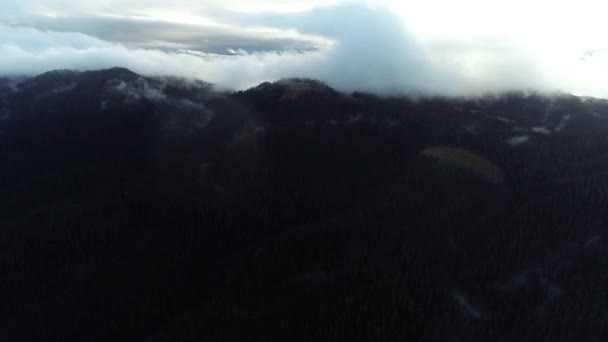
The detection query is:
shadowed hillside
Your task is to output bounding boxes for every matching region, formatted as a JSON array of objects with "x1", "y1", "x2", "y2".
[{"x1": 1, "y1": 69, "x2": 608, "y2": 341}]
